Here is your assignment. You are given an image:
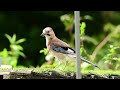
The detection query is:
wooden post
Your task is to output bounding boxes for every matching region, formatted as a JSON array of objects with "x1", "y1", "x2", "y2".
[
  {"x1": 0, "y1": 72, "x2": 11, "y2": 79},
  {"x1": 74, "y1": 11, "x2": 81, "y2": 79},
  {"x1": 0, "y1": 65, "x2": 13, "y2": 79}
]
